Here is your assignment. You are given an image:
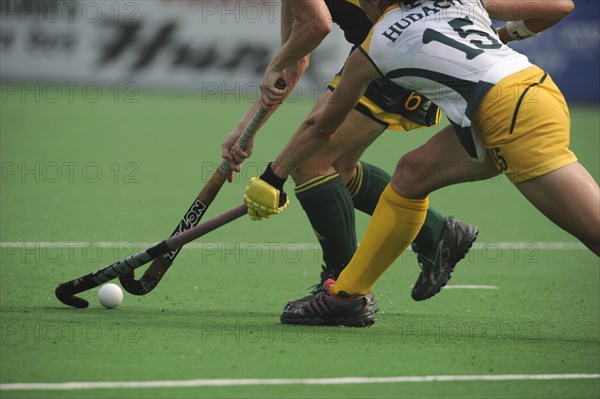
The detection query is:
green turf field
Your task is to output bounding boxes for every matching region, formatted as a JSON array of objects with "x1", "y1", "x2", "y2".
[{"x1": 1, "y1": 85, "x2": 599, "y2": 399}]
